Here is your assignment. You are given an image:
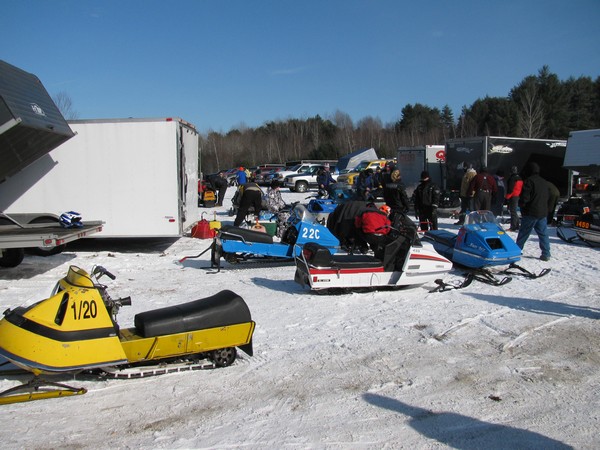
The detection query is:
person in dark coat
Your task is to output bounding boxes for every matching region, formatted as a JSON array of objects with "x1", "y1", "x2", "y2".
[
  {"x1": 211, "y1": 171, "x2": 229, "y2": 207},
  {"x1": 504, "y1": 166, "x2": 523, "y2": 231},
  {"x1": 492, "y1": 170, "x2": 506, "y2": 217},
  {"x1": 382, "y1": 169, "x2": 410, "y2": 223},
  {"x1": 468, "y1": 166, "x2": 497, "y2": 211},
  {"x1": 326, "y1": 200, "x2": 369, "y2": 252},
  {"x1": 413, "y1": 171, "x2": 441, "y2": 231},
  {"x1": 547, "y1": 181, "x2": 560, "y2": 226},
  {"x1": 316, "y1": 164, "x2": 336, "y2": 197},
  {"x1": 516, "y1": 162, "x2": 552, "y2": 261},
  {"x1": 455, "y1": 167, "x2": 477, "y2": 225},
  {"x1": 233, "y1": 182, "x2": 263, "y2": 227}
]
